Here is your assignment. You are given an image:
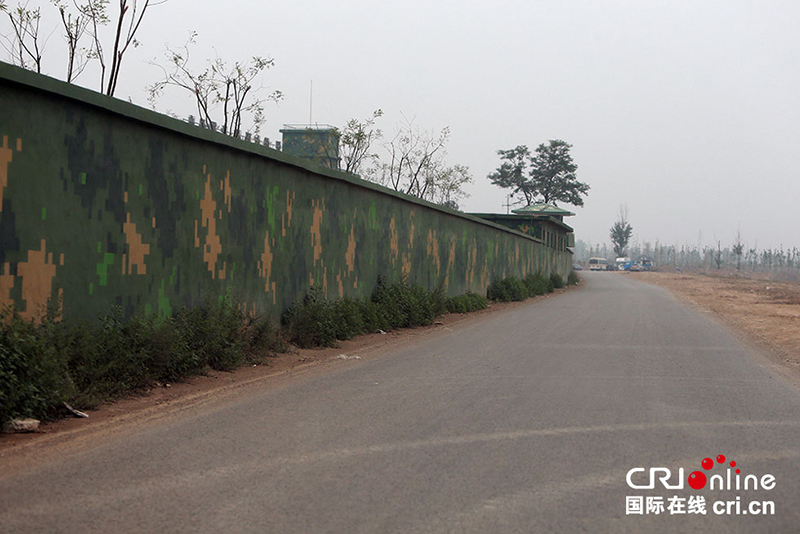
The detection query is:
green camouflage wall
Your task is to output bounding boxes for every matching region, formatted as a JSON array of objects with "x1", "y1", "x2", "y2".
[{"x1": 0, "y1": 63, "x2": 573, "y2": 322}]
